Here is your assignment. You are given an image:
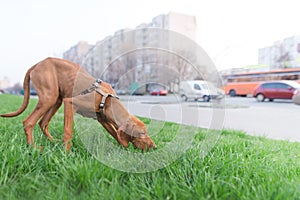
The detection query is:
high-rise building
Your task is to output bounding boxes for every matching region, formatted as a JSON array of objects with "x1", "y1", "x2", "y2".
[
  {"x1": 63, "y1": 41, "x2": 93, "y2": 65},
  {"x1": 0, "y1": 77, "x2": 10, "y2": 89},
  {"x1": 258, "y1": 35, "x2": 300, "y2": 69},
  {"x1": 63, "y1": 12, "x2": 198, "y2": 92}
]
